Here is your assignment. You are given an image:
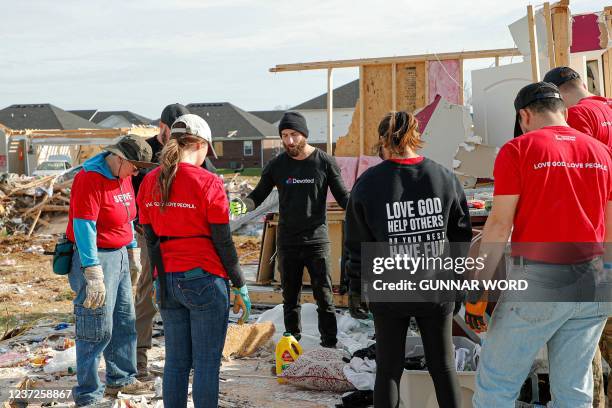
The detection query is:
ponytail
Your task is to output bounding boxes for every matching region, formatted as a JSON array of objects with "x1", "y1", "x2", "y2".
[
  {"x1": 376, "y1": 111, "x2": 422, "y2": 156},
  {"x1": 156, "y1": 128, "x2": 203, "y2": 210}
]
